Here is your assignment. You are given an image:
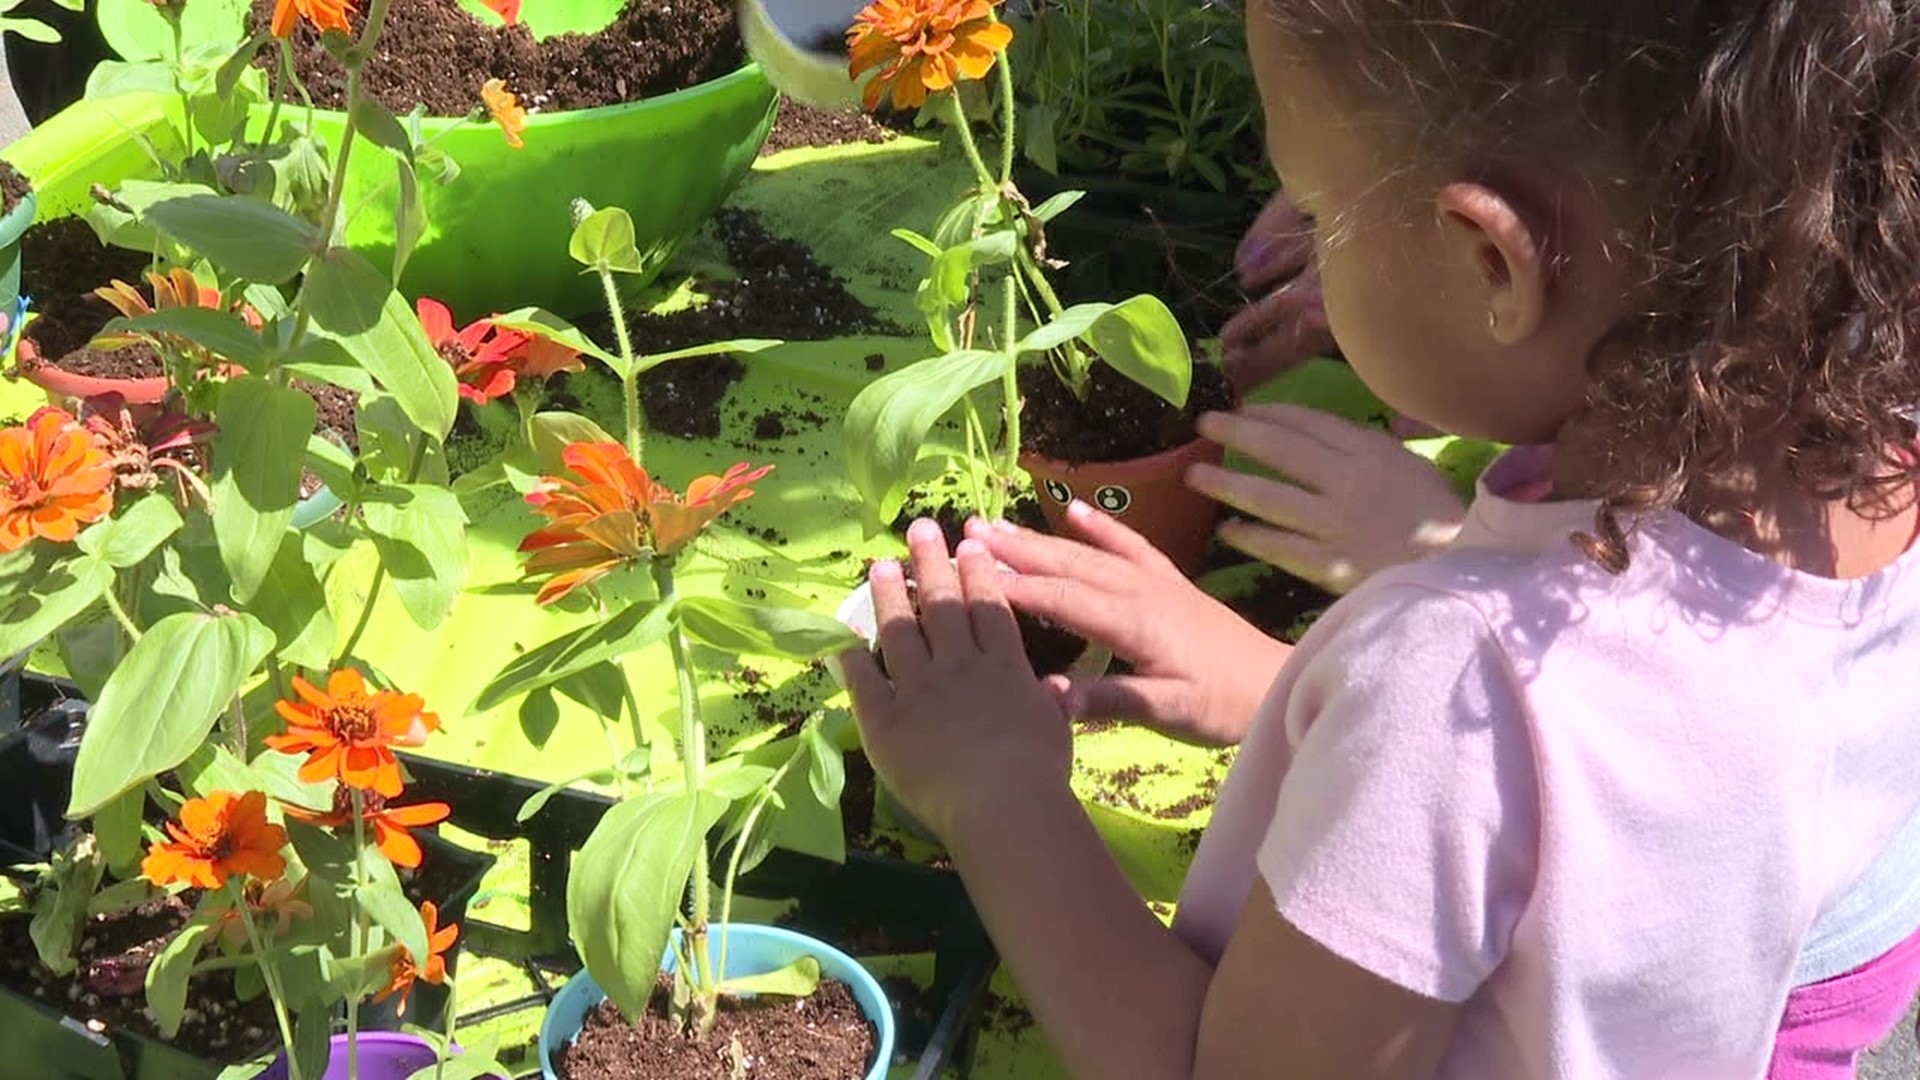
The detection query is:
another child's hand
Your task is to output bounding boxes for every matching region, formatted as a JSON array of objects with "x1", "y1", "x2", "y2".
[
  {"x1": 1188, "y1": 402, "x2": 1468, "y2": 593},
  {"x1": 1222, "y1": 191, "x2": 1336, "y2": 393},
  {"x1": 969, "y1": 503, "x2": 1289, "y2": 747},
  {"x1": 839, "y1": 520, "x2": 1072, "y2": 843}
]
